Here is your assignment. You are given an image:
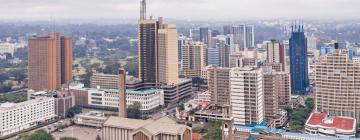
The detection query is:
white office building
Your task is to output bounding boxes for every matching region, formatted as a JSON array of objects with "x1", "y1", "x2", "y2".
[
  {"x1": 88, "y1": 88, "x2": 164, "y2": 112},
  {"x1": 0, "y1": 97, "x2": 56, "y2": 137},
  {"x1": 230, "y1": 67, "x2": 264, "y2": 125}
]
